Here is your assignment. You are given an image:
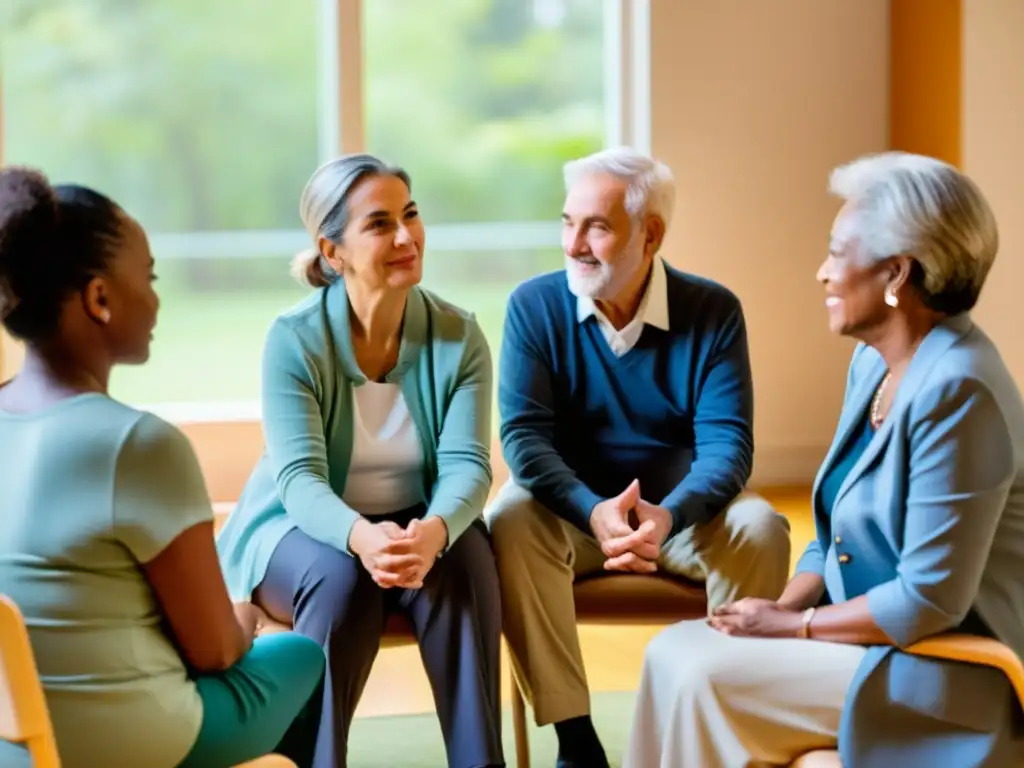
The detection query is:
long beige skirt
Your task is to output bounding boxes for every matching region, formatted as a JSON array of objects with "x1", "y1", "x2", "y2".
[{"x1": 624, "y1": 620, "x2": 867, "y2": 768}]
